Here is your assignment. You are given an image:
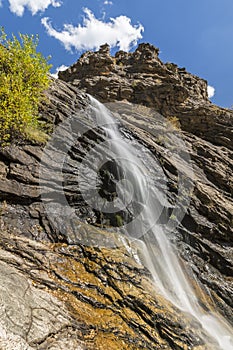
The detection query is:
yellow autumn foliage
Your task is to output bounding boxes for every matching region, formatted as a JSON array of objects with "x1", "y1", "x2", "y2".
[{"x1": 0, "y1": 28, "x2": 51, "y2": 145}]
